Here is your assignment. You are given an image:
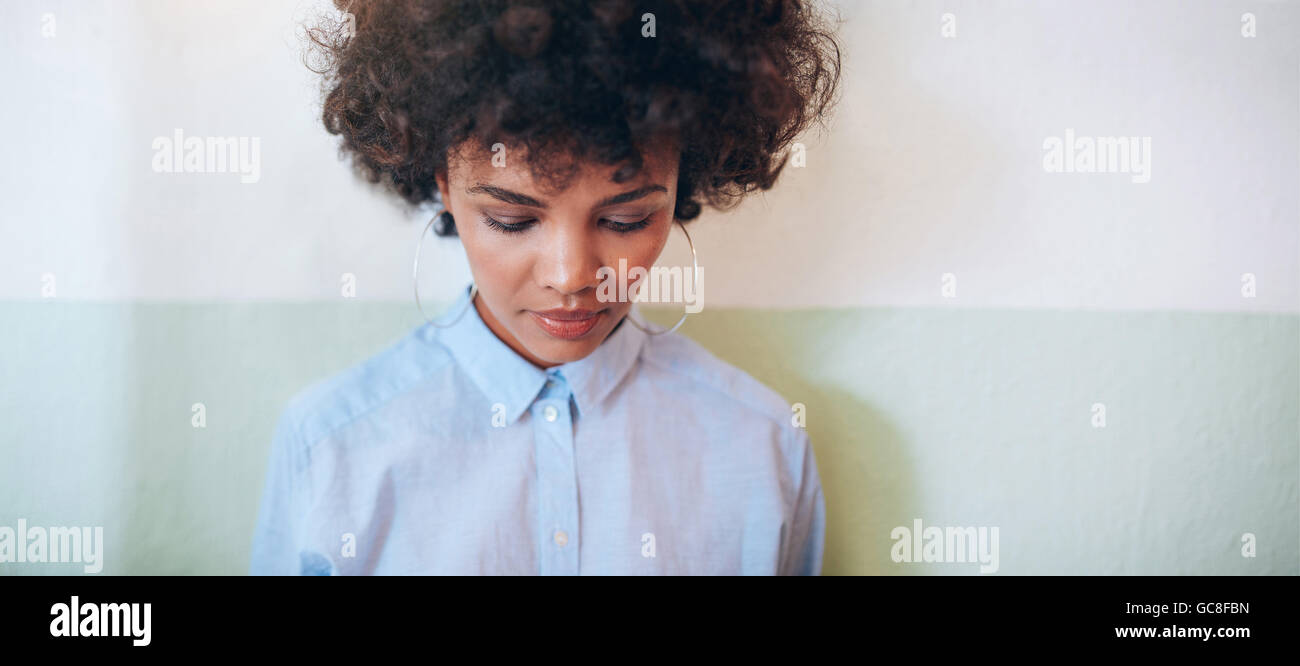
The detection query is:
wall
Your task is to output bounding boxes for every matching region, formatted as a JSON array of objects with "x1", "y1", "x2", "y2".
[{"x1": 1, "y1": 0, "x2": 1296, "y2": 574}]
